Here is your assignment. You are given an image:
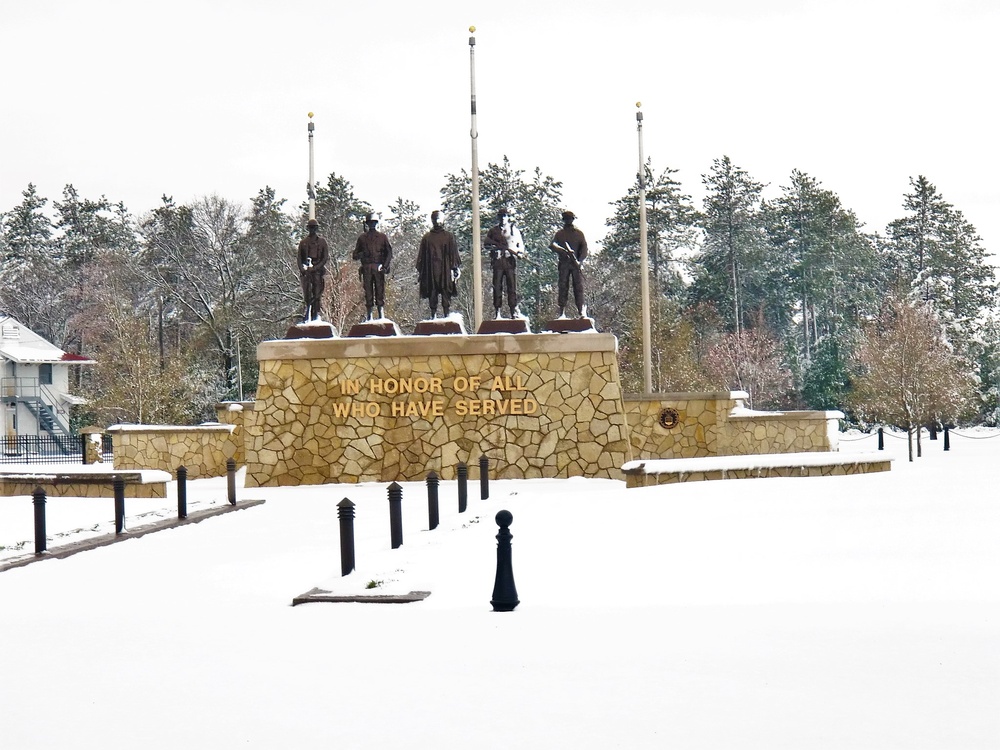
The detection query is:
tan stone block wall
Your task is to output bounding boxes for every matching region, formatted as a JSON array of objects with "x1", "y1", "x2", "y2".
[
  {"x1": 244, "y1": 334, "x2": 632, "y2": 486},
  {"x1": 0, "y1": 480, "x2": 167, "y2": 498},
  {"x1": 625, "y1": 394, "x2": 840, "y2": 460},
  {"x1": 108, "y1": 426, "x2": 238, "y2": 479},
  {"x1": 214, "y1": 402, "x2": 253, "y2": 464},
  {"x1": 624, "y1": 459, "x2": 892, "y2": 488},
  {"x1": 624, "y1": 392, "x2": 738, "y2": 459},
  {"x1": 722, "y1": 414, "x2": 838, "y2": 455}
]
